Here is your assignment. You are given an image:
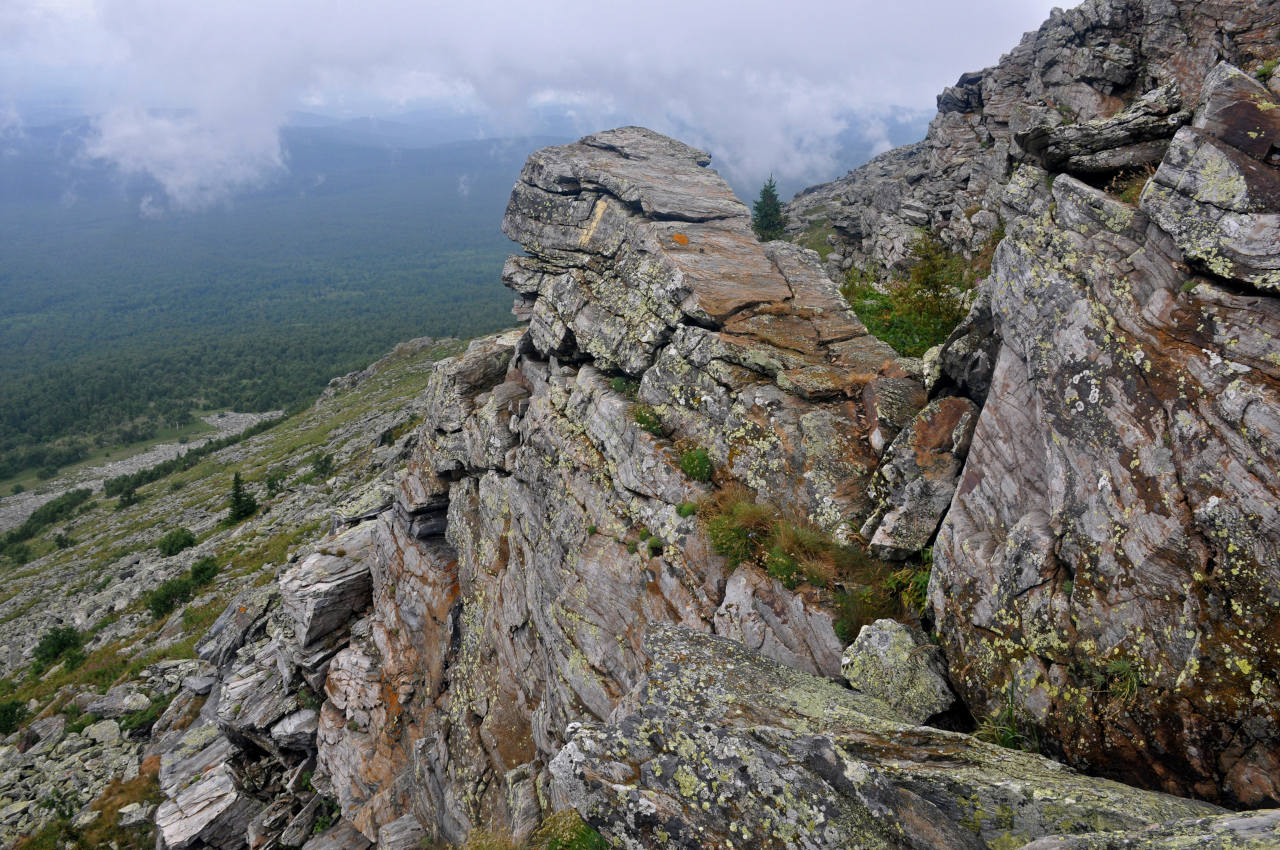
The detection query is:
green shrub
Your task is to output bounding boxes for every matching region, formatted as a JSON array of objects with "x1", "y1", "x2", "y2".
[
  {"x1": 679, "y1": 447, "x2": 713, "y2": 482},
  {"x1": 116, "y1": 487, "x2": 140, "y2": 510},
  {"x1": 147, "y1": 557, "x2": 219, "y2": 620},
  {"x1": 3, "y1": 542, "x2": 32, "y2": 565},
  {"x1": 705, "y1": 497, "x2": 777, "y2": 569},
  {"x1": 309, "y1": 452, "x2": 335, "y2": 479},
  {"x1": 34, "y1": 626, "x2": 83, "y2": 667},
  {"x1": 630, "y1": 404, "x2": 664, "y2": 437},
  {"x1": 586, "y1": 525, "x2": 597, "y2": 536},
  {"x1": 156, "y1": 527, "x2": 197, "y2": 557},
  {"x1": 1257, "y1": 58, "x2": 1279, "y2": 83},
  {"x1": 529, "y1": 810, "x2": 609, "y2": 850},
  {"x1": 608, "y1": 376, "x2": 640, "y2": 401},
  {"x1": 841, "y1": 231, "x2": 987, "y2": 357},
  {"x1": 265, "y1": 466, "x2": 288, "y2": 497},
  {"x1": 147, "y1": 577, "x2": 195, "y2": 620},
  {"x1": 647, "y1": 537, "x2": 663, "y2": 557},
  {"x1": 120, "y1": 695, "x2": 172, "y2": 732},
  {"x1": 0, "y1": 699, "x2": 26, "y2": 734},
  {"x1": 676, "y1": 502, "x2": 697, "y2": 518},
  {"x1": 190, "y1": 556, "x2": 219, "y2": 585}
]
